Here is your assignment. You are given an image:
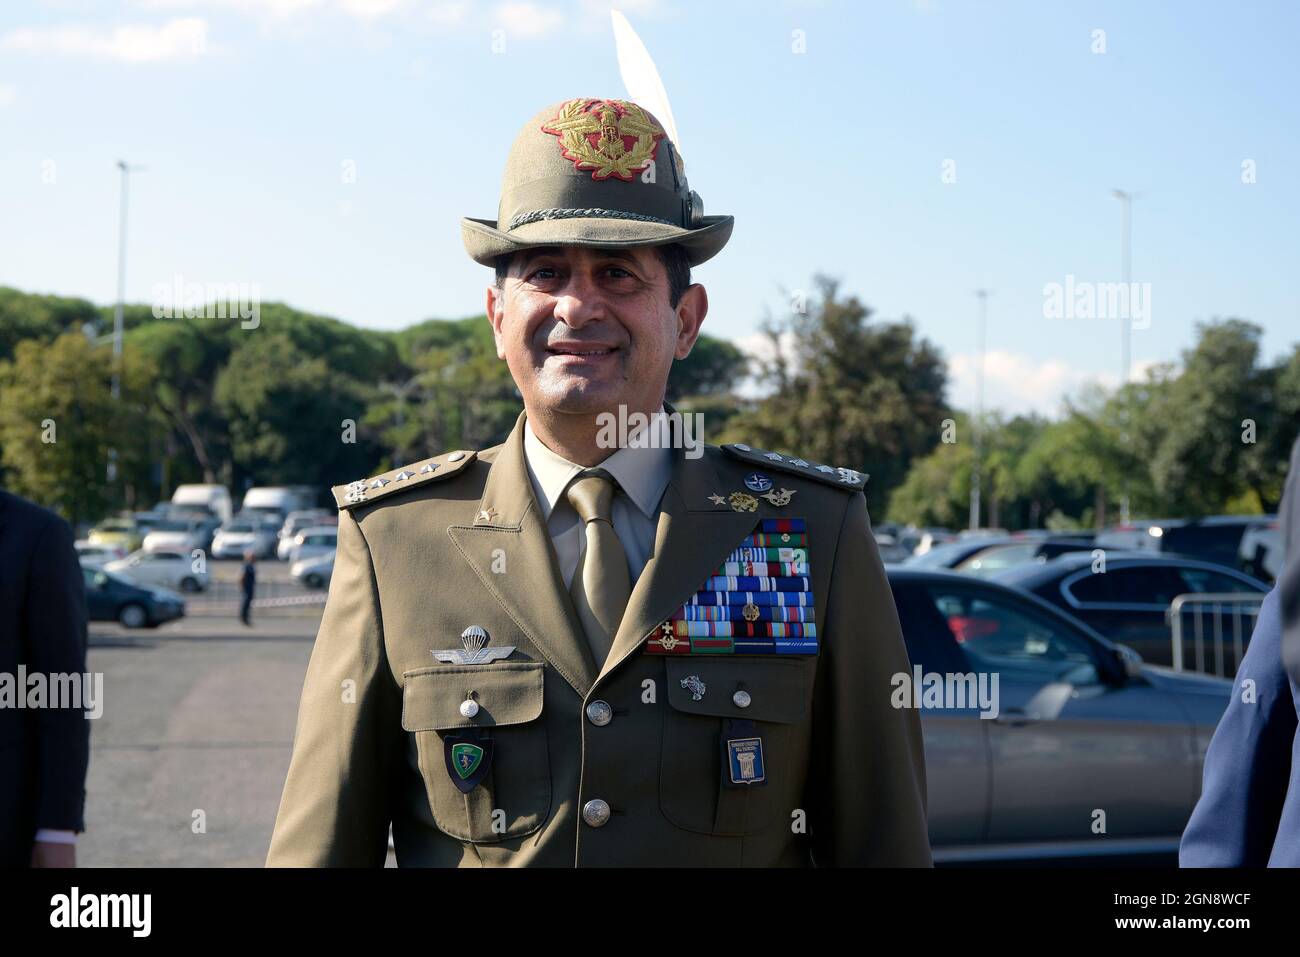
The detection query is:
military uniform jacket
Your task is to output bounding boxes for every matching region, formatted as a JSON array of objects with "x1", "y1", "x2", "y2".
[{"x1": 266, "y1": 412, "x2": 931, "y2": 866}]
